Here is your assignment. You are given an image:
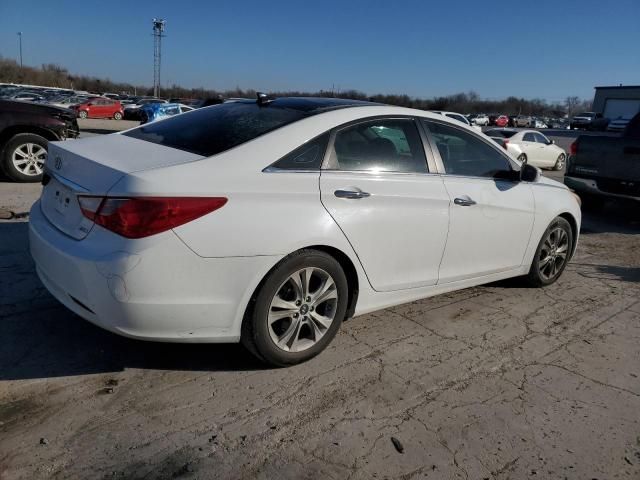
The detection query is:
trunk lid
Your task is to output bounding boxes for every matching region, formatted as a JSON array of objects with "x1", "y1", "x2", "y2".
[{"x1": 40, "y1": 135, "x2": 203, "y2": 240}]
